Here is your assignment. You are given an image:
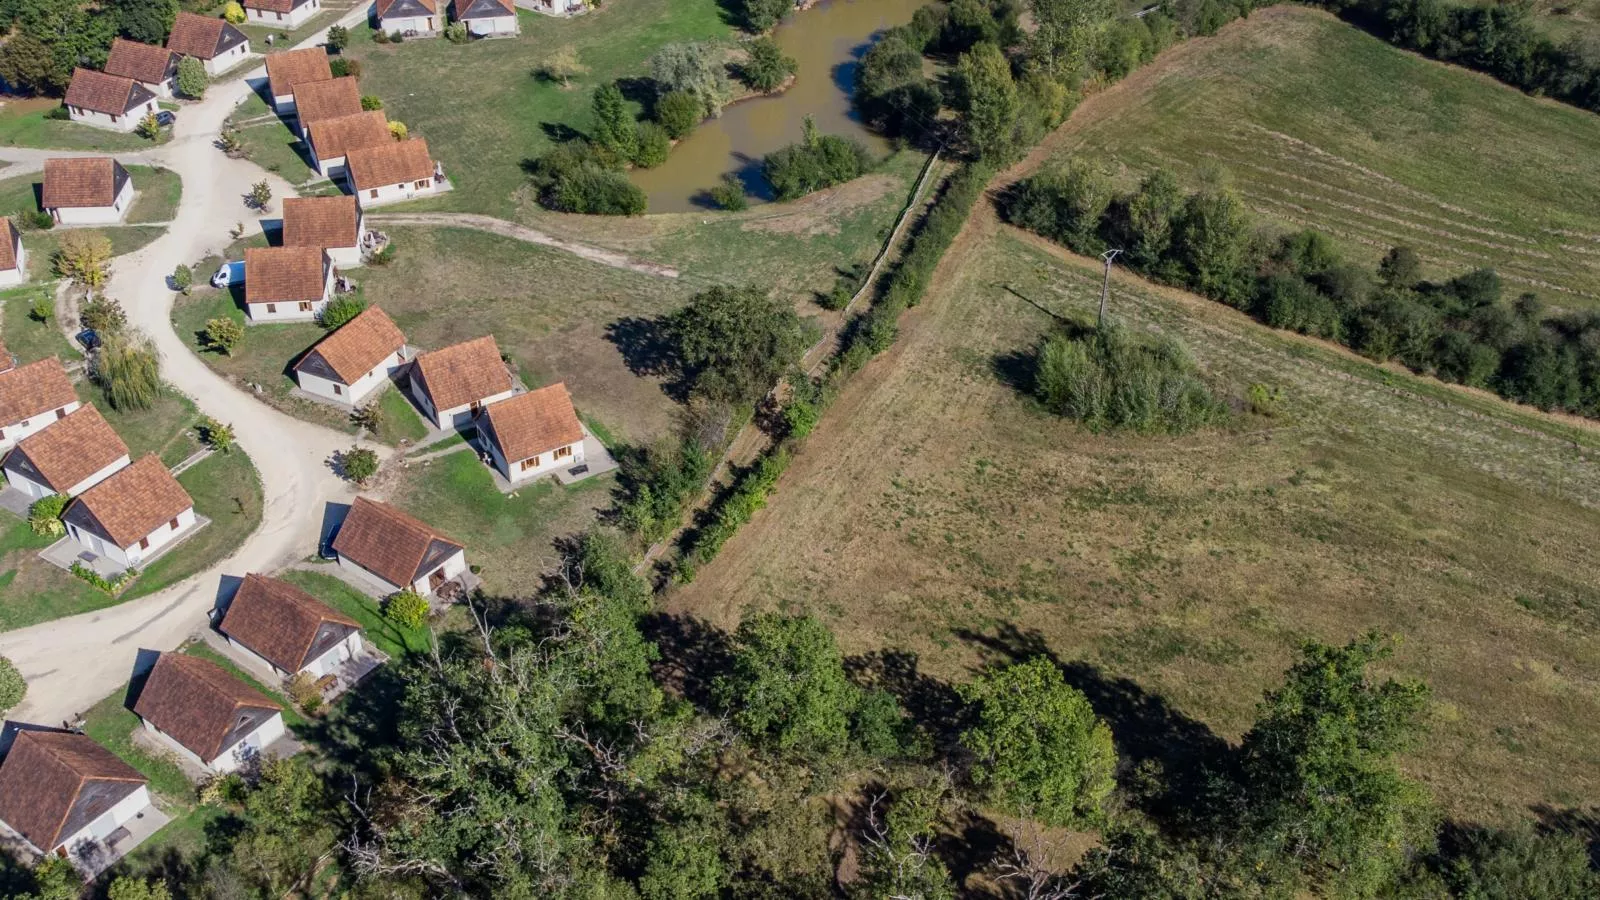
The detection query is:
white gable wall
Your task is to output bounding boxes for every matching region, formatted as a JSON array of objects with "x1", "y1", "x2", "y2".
[
  {"x1": 67, "y1": 505, "x2": 196, "y2": 570},
  {"x1": 411, "y1": 547, "x2": 467, "y2": 596},
  {"x1": 379, "y1": 12, "x2": 440, "y2": 34},
  {"x1": 3, "y1": 452, "x2": 130, "y2": 500},
  {"x1": 50, "y1": 179, "x2": 135, "y2": 226},
  {"x1": 67, "y1": 98, "x2": 157, "y2": 133},
  {"x1": 247, "y1": 0, "x2": 319, "y2": 29},
  {"x1": 304, "y1": 631, "x2": 364, "y2": 678},
  {"x1": 297, "y1": 348, "x2": 404, "y2": 406},
  {"x1": 202, "y1": 41, "x2": 251, "y2": 77},
  {"x1": 0, "y1": 400, "x2": 81, "y2": 452},
  {"x1": 464, "y1": 14, "x2": 517, "y2": 35},
  {"x1": 57, "y1": 785, "x2": 152, "y2": 855}
]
